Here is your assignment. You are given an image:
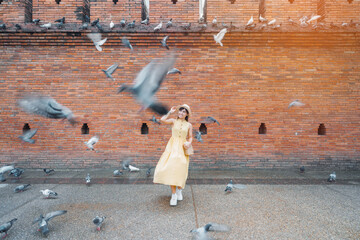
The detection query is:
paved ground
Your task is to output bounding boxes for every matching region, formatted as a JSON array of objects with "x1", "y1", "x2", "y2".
[{"x1": 0, "y1": 169, "x2": 359, "y2": 239}]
